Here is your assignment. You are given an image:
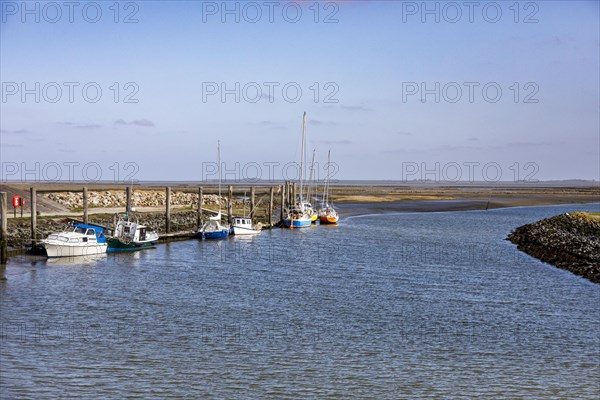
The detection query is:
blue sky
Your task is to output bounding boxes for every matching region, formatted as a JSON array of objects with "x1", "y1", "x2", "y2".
[{"x1": 1, "y1": 0, "x2": 599, "y2": 182}]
